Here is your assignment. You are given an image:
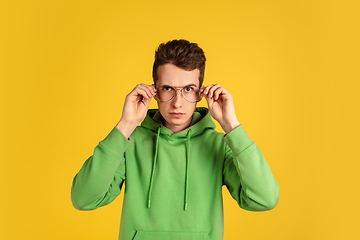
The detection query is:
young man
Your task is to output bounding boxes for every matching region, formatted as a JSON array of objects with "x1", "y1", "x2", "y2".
[{"x1": 71, "y1": 39, "x2": 279, "y2": 240}]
